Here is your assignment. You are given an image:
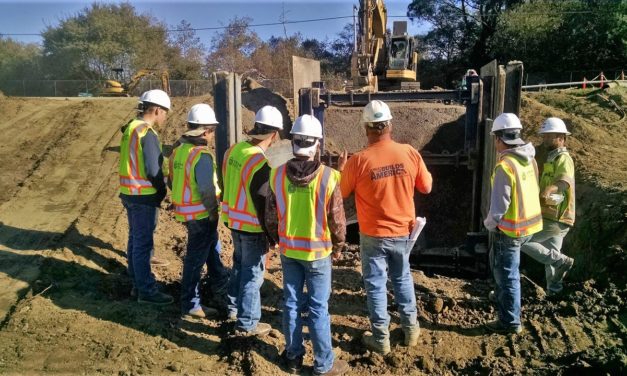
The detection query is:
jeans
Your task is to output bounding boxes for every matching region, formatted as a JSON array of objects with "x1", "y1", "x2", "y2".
[
  {"x1": 181, "y1": 218, "x2": 221, "y2": 313},
  {"x1": 281, "y1": 255, "x2": 333, "y2": 374},
  {"x1": 360, "y1": 233, "x2": 418, "y2": 341},
  {"x1": 490, "y1": 232, "x2": 531, "y2": 327},
  {"x1": 227, "y1": 230, "x2": 266, "y2": 331},
  {"x1": 122, "y1": 200, "x2": 158, "y2": 298},
  {"x1": 522, "y1": 220, "x2": 570, "y2": 294}
]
